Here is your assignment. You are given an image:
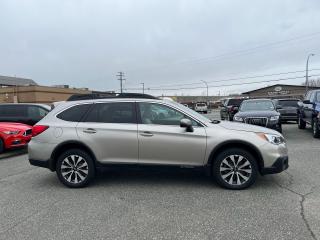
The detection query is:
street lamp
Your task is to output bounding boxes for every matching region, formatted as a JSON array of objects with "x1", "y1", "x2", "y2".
[
  {"x1": 141, "y1": 83, "x2": 145, "y2": 94},
  {"x1": 305, "y1": 53, "x2": 315, "y2": 92},
  {"x1": 200, "y1": 80, "x2": 209, "y2": 106}
]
